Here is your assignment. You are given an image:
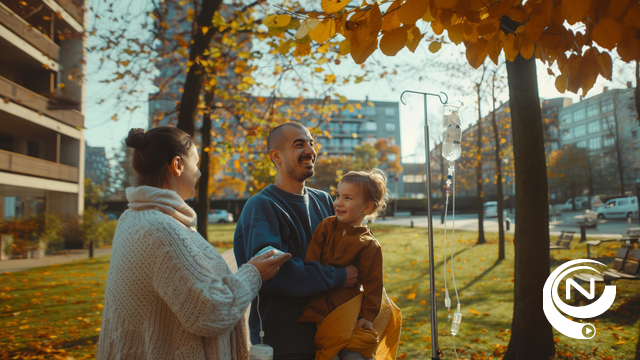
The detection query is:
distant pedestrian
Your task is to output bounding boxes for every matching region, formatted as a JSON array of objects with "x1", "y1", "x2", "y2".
[{"x1": 97, "y1": 127, "x2": 291, "y2": 360}]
